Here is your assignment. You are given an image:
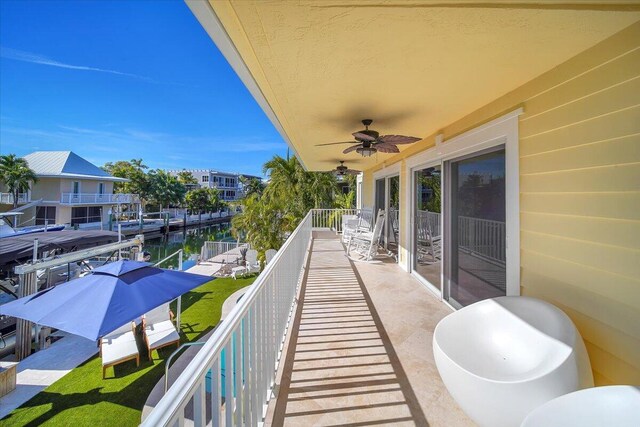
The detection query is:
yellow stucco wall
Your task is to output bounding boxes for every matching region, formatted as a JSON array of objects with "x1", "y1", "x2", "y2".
[{"x1": 362, "y1": 22, "x2": 640, "y2": 385}]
